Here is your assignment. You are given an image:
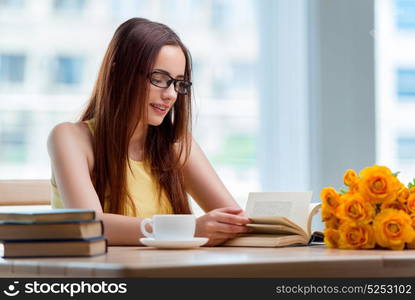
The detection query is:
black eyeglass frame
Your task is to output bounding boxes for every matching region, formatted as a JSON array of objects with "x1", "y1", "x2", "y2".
[{"x1": 148, "y1": 71, "x2": 192, "y2": 95}]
